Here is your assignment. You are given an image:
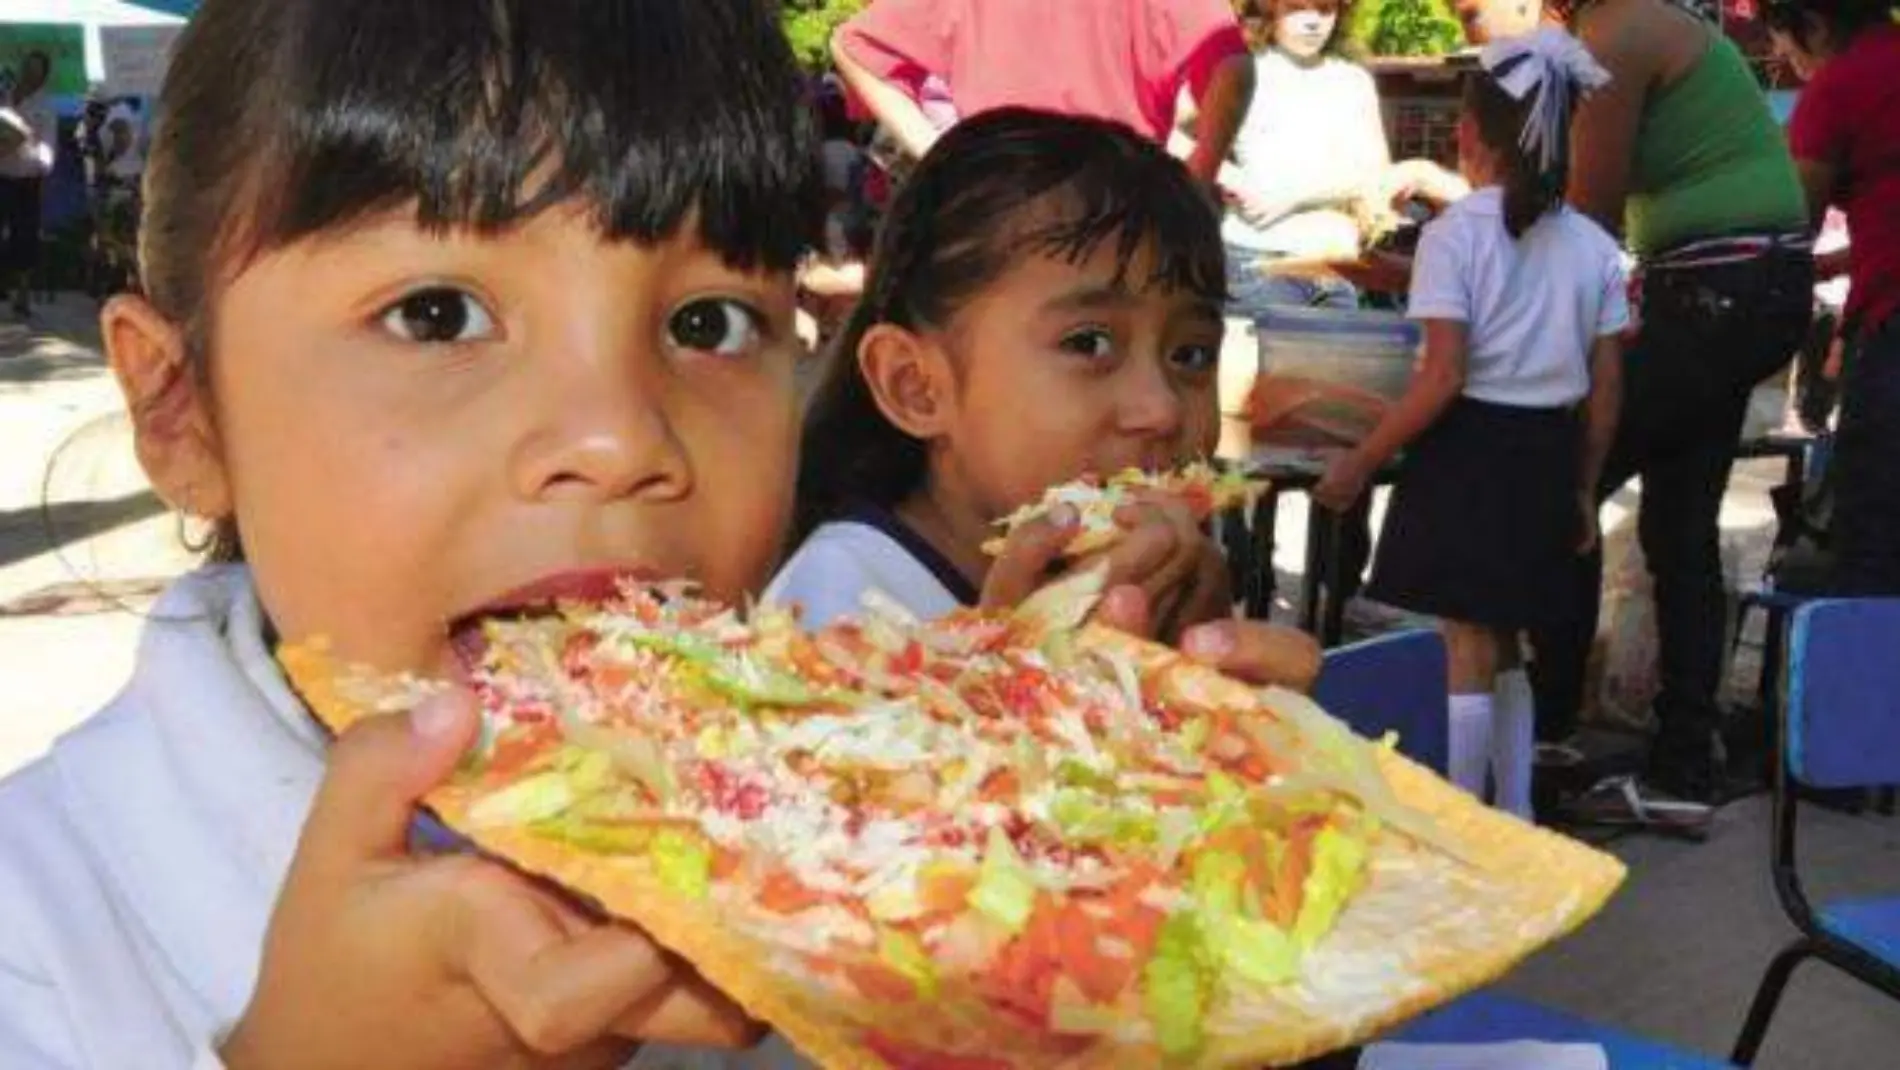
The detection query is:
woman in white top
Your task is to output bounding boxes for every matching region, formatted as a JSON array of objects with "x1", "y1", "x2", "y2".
[
  {"x1": 1183, "y1": 0, "x2": 1390, "y2": 311},
  {"x1": 1313, "y1": 31, "x2": 1628, "y2": 818}
]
